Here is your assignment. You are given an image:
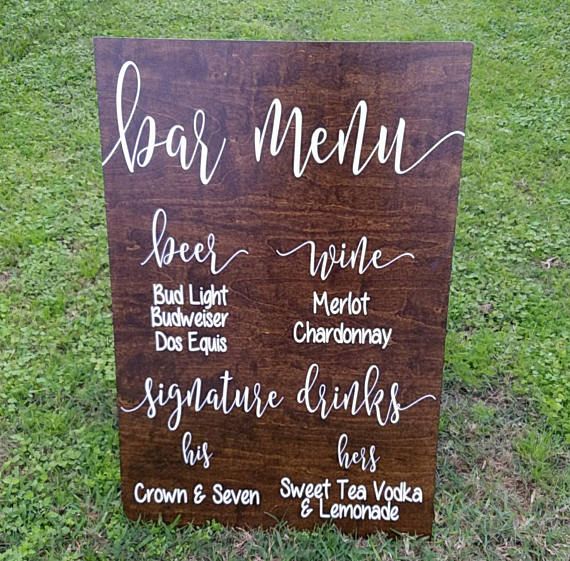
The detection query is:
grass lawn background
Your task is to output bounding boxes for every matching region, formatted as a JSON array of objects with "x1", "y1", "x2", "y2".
[{"x1": 0, "y1": 1, "x2": 568, "y2": 559}]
